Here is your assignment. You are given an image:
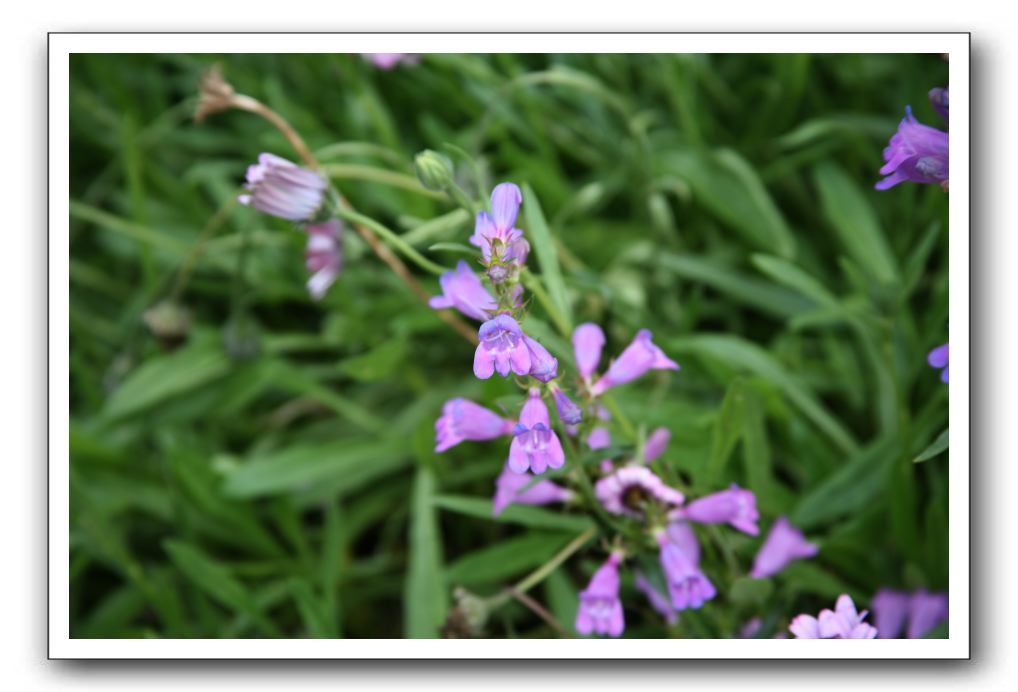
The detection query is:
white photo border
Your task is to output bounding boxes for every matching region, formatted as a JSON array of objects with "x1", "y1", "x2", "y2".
[{"x1": 49, "y1": 32, "x2": 970, "y2": 659}]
